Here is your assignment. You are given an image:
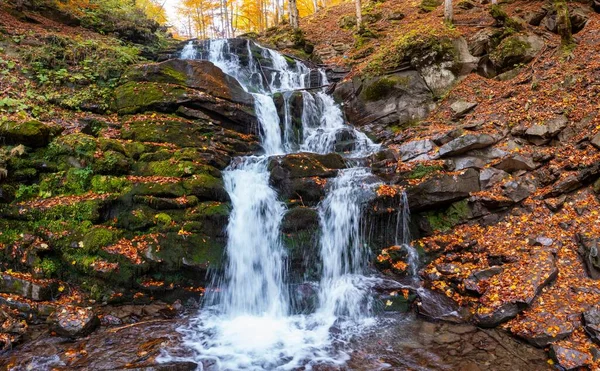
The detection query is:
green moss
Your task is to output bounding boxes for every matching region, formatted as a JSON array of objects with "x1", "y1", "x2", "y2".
[
  {"x1": 91, "y1": 175, "x2": 132, "y2": 194},
  {"x1": 47, "y1": 133, "x2": 98, "y2": 162},
  {"x1": 154, "y1": 213, "x2": 172, "y2": 226},
  {"x1": 362, "y1": 76, "x2": 409, "y2": 101},
  {"x1": 489, "y1": 36, "x2": 531, "y2": 68},
  {"x1": 82, "y1": 227, "x2": 118, "y2": 253},
  {"x1": 113, "y1": 81, "x2": 186, "y2": 114},
  {"x1": 423, "y1": 199, "x2": 470, "y2": 232},
  {"x1": 407, "y1": 164, "x2": 443, "y2": 179},
  {"x1": 35, "y1": 258, "x2": 59, "y2": 278},
  {"x1": 93, "y1": 150, "x2": 130, "y2": 174},
  {"x1": 420, "y1": 0, "x2": 442, "y2": 12}
]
